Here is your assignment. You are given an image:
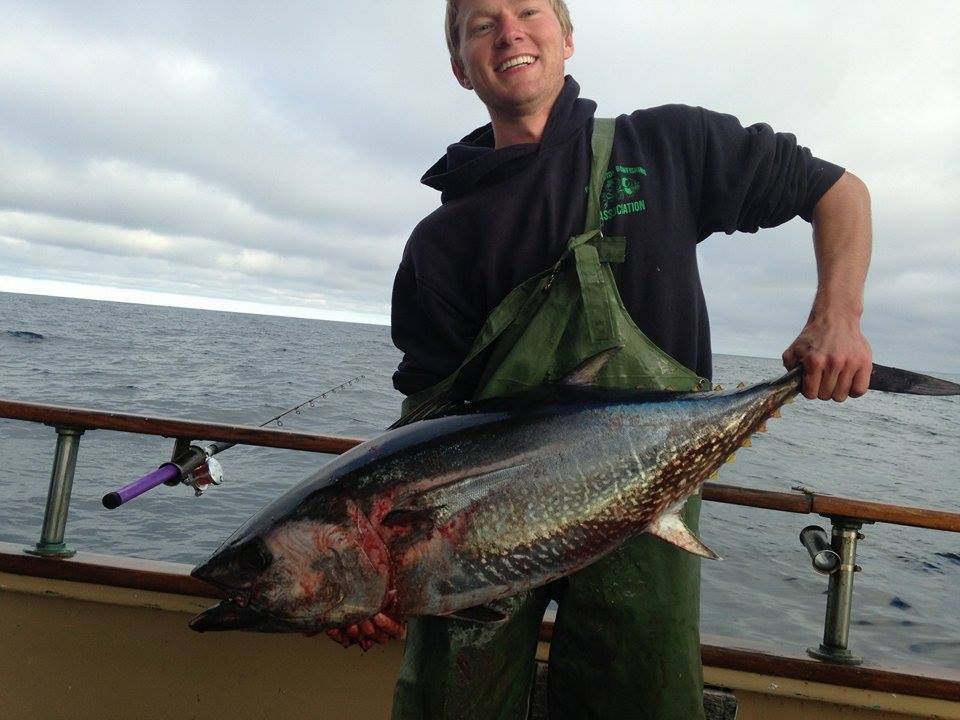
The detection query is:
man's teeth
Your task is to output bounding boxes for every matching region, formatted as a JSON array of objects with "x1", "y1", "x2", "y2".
[{"x1": 497, "y1": 55, "x2": 537, "y2": 72}]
